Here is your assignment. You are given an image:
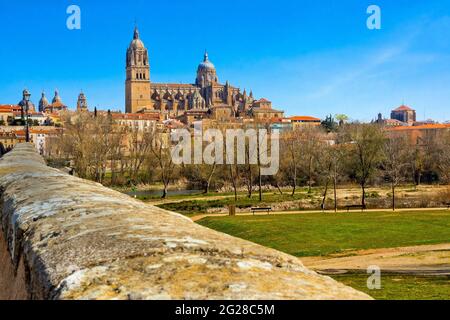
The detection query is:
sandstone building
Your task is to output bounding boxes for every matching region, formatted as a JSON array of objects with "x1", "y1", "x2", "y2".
[
  {"x1": 38, "y1": 90, "x2": 68, "y2": 113},
  {"x1": 125, "y1": 27, "x2": 284, "y2": 123},
  {"x1": 76, "y1": 91, "x2": 89, "y2": 112},
  {"x1": 391, "y1": 105, "x2": 416, "y2": 124}
]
